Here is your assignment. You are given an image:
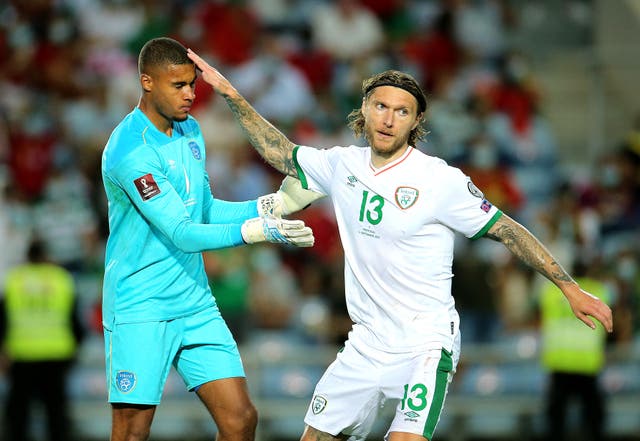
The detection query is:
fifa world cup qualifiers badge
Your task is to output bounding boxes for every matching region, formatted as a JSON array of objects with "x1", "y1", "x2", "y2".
[
  {"x1": 134, "y1": 174, "x2": 161, "y2": 201},
  {"x1": 116, "y1": 371, "x2": 137, "y2": 393}
]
